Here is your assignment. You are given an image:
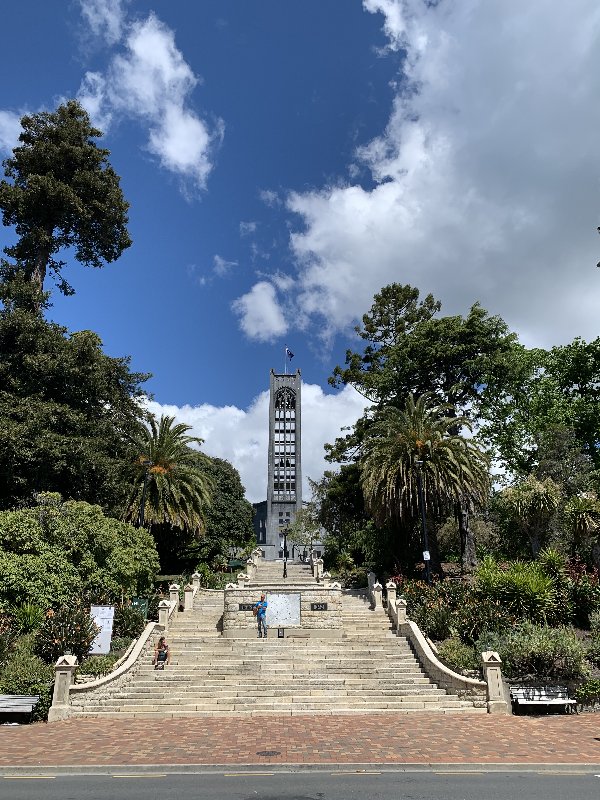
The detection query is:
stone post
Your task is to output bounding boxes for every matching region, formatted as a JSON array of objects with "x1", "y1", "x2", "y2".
[
  {"x1": 252, "y1": 548, "x2": 262, "y2": 566},
  {"x1": 158, "y1": 599, "x2": 170, "y2": 629},
  {"x1": 481, "y1": 651, "x2": 509, "y2": 714},
  {"x1": 47, "y1": 654, "x2": 78, "y2": 723},
  {"x1": 246, "y1": 559, "x2": 257, "y2": 580},
  {"x1": 396, "y1": 597, "x2": 407, "y2": 624},
  {"x1": 184, "y1": 583, "x2": 194, "y2": 611},
  {"x1": 169, "y1": 583, "x2": 180, "y2": 606},
  {"x1": 191, "y1": 572, "x2": 201, "y2": 590},
  {"x1": 237, "y1": 572, "x2": 250, "y2": 587},
  {"x1": 372, "y1": 581, "x2": 383, "y2": 610},
  {"x1": 322, "y1": 571, "x2": 331, "y2": 587},
  {"x1": 386, "y1": 580, "x2": 397, "y2": 607}
]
